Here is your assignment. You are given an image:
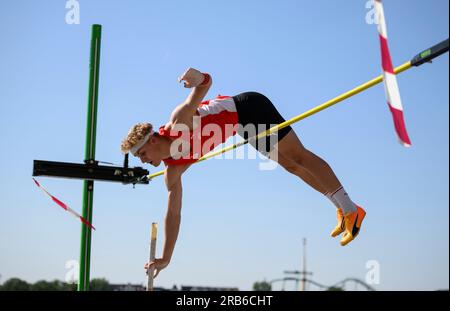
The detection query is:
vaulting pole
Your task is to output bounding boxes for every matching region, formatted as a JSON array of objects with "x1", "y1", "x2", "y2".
[
  {"x1": 78, "y1": 24, "x2": 102, "y2": 291},
  {"x1": 145, "y1": 39, "x2": 449, "y2": 181},
  {"x1": 147, "y1": 223, "x2": 158, "y2": 291}
]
